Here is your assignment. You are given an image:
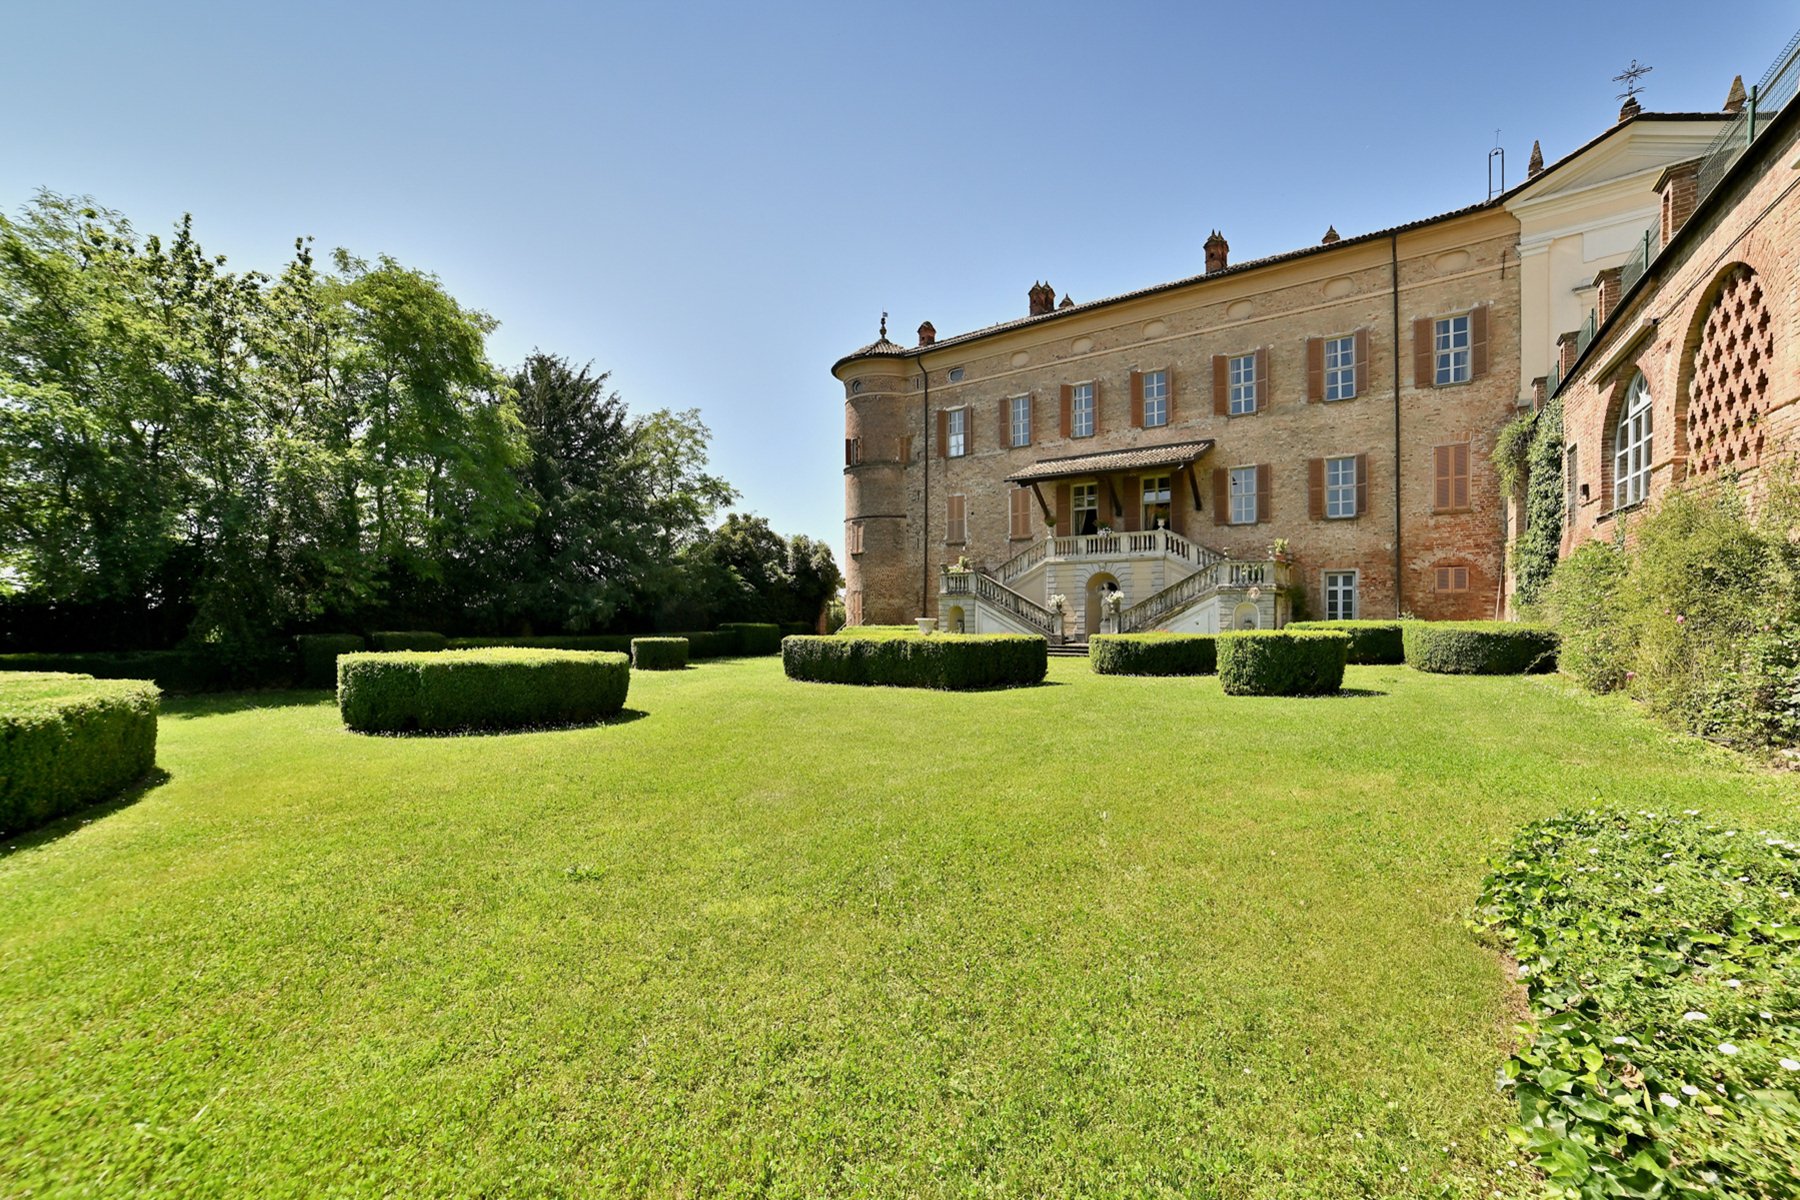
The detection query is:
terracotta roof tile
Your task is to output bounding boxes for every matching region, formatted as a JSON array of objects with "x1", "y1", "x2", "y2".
[{"x1": 1004, "y1": 439, "x2": 1216, "y2": 484}]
